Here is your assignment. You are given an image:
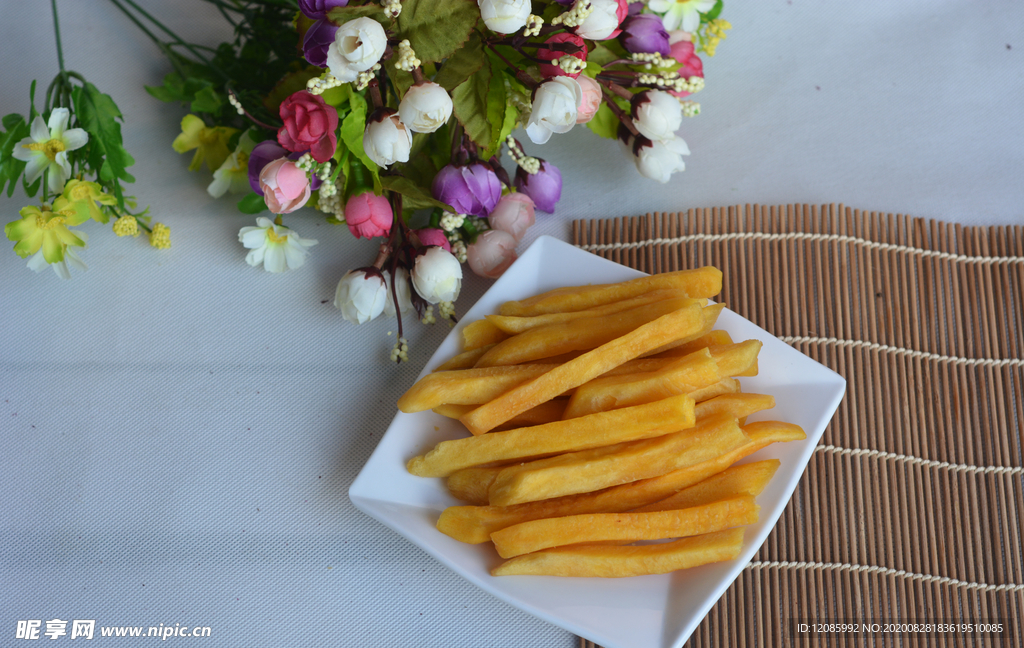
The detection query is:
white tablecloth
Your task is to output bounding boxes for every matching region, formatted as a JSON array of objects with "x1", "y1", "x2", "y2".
[{"x1": 1, "y1": 1, "x2": 1021, "y2": 646}]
